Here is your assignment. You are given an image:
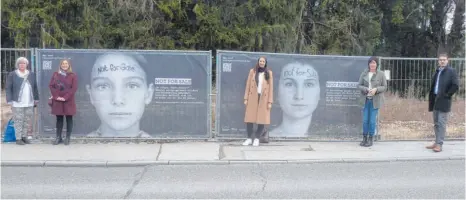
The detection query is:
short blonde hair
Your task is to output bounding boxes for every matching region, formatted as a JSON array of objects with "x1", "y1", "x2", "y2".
[{"x1": 15, "y1": 57, "x2": 29, "y2": 68}]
